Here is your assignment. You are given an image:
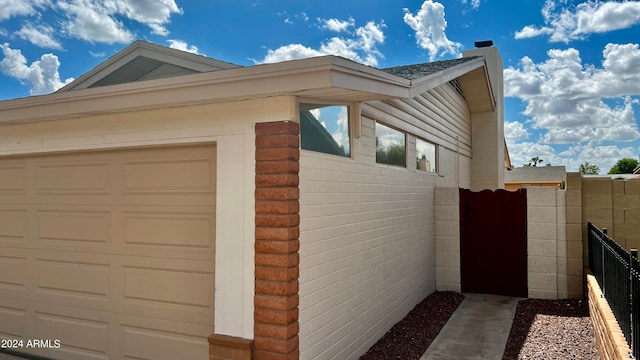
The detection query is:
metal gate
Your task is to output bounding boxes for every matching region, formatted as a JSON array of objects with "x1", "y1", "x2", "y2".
[{"x1": 459, "y1": 188, "x2": 528, "y2": 297}]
